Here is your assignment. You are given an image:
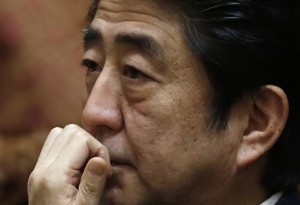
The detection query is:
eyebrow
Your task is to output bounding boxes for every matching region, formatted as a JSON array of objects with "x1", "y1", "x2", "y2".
[
  {"x1": 115, "y1": 33, "x2": 162, "y2": 59},
  {"x1": 82, "y1": 27, "x2": 102, "y2": 49},
  {"x1": 83, "y1": 27, "x2": 163, "y2": 59}
]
